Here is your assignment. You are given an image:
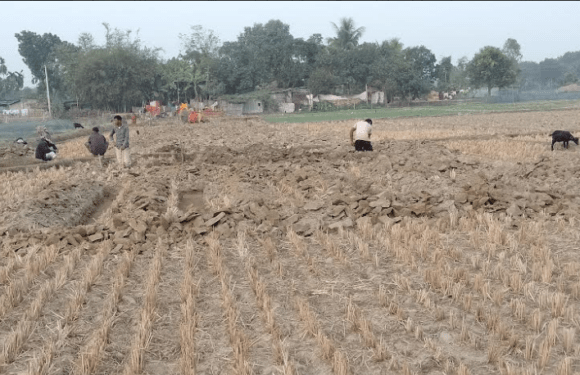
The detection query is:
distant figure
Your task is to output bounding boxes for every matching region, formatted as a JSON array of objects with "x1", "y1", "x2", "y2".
[
  {"x1": 11, "y1": 138, "x2": 30, "y2": 156},
  {"x1": 551, "y1": 130, "x2": 579, "y2": 151},
  {"x1": 74, "y1": 123, "x2": 84, "y2": 129},
  {"x1": 350, "y1": 118, "x2": 373, "y2": 152},
  {"x1": 35, "y1": 137, "x2": 58, "y2": 161},
  {"x1": 110, "y1": 115, "x2": 131, "y2": 168}
]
